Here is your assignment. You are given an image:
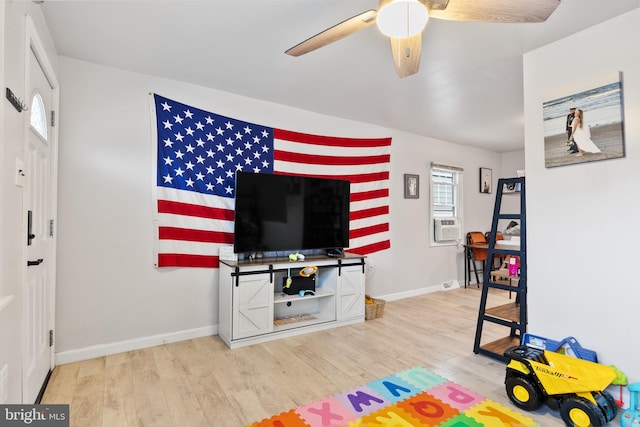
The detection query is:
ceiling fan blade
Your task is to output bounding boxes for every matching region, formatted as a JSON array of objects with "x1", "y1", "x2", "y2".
[
  {"x1": 390, "y1": 33, "x2": 422, "y2": 78},
  {"x1": 380, "y1": 0, "x2": 449, "y2": 11},
  {"x1": 424, "y1": 0, "x2": 450, "y2": 11},
  {"x1": 428, "y1": 0, "x2": 561, "y2": 23},
  {"x1": 285, "y1": 10, "x2": 378, "y2": 57}
]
